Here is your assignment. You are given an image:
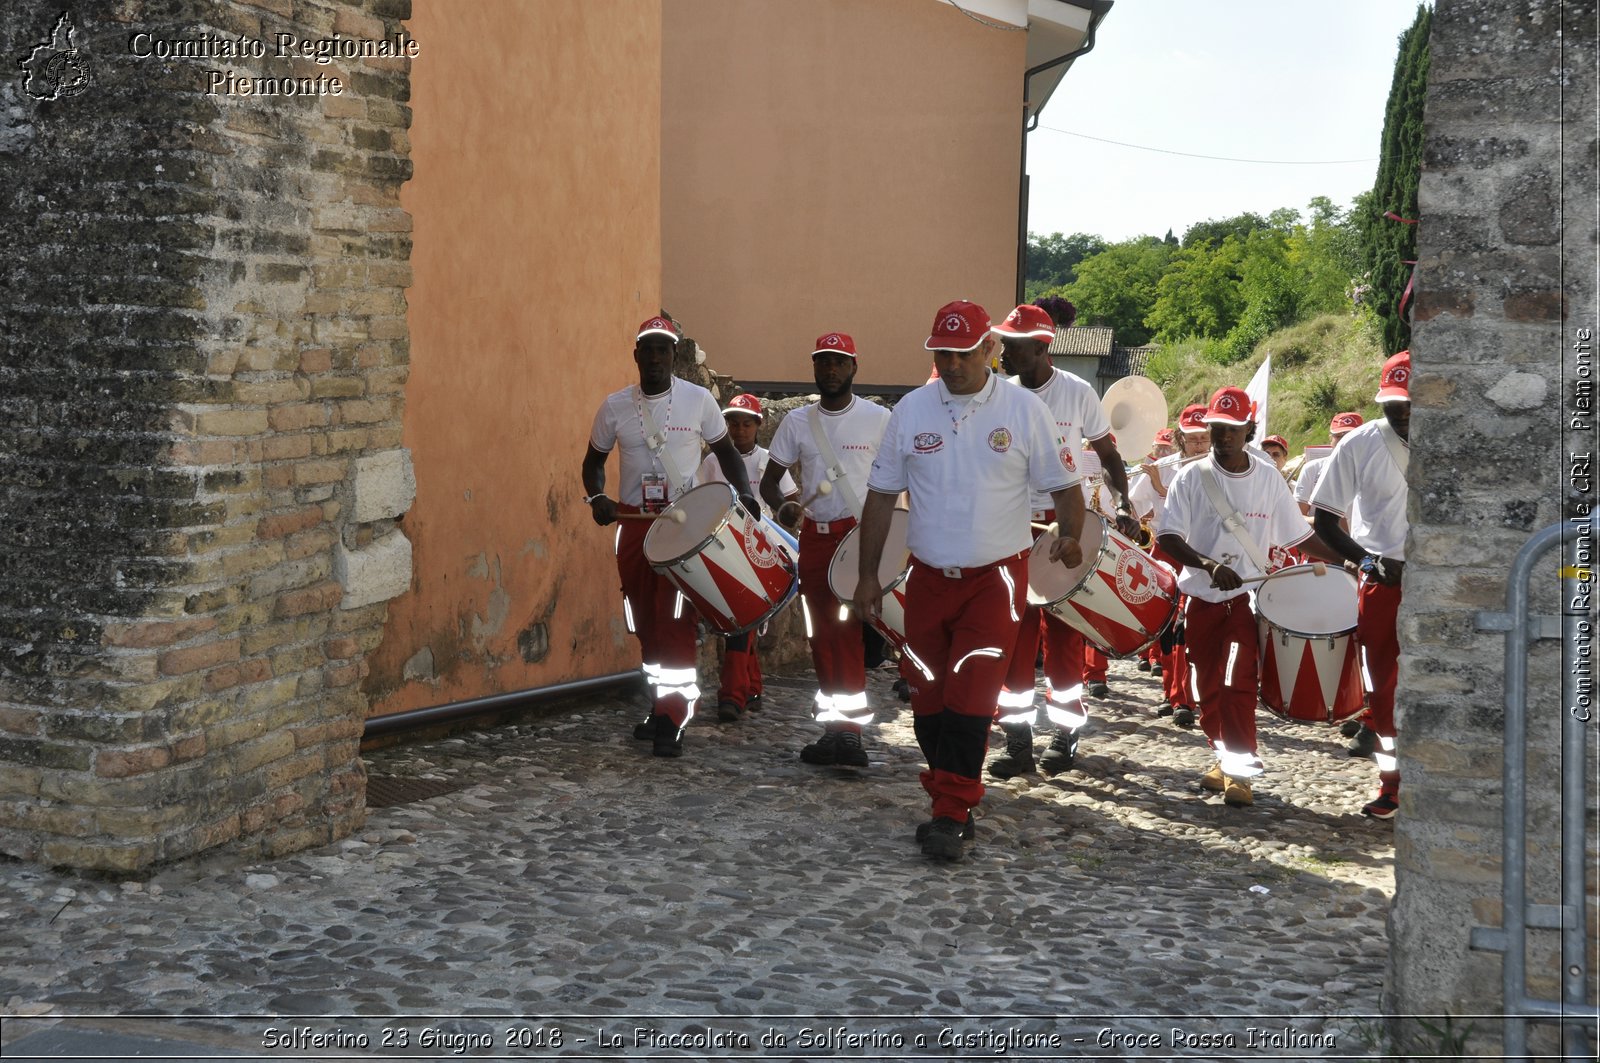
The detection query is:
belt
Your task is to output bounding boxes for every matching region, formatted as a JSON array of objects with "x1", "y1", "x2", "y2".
[
  {"x1": 803, "y1": 516, "x2": 857, "y2": 536},
  {"x1": 911, "y1": 549, "x2": 1027, "y2": 580},
  {"x1": 1031, "y1": 509, "x2": 1056, "y2": 522}
]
